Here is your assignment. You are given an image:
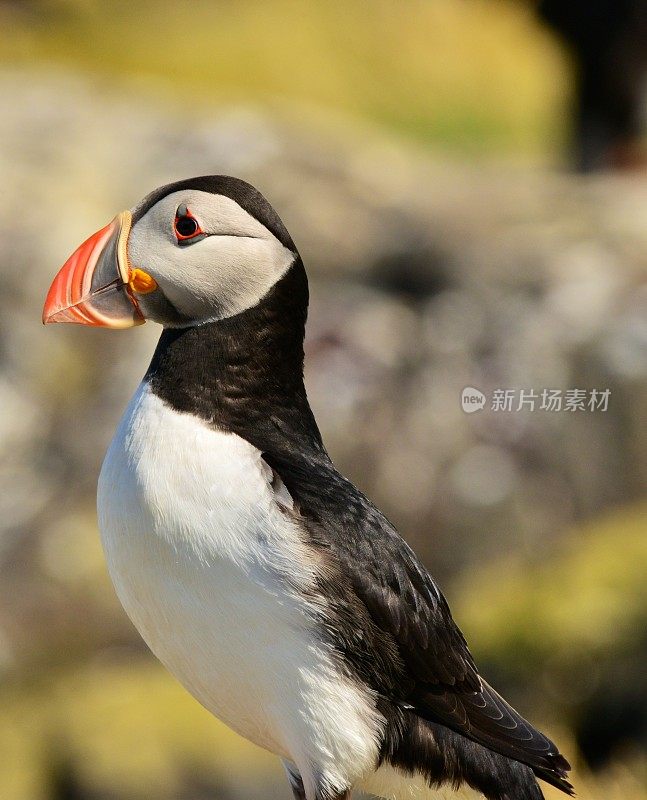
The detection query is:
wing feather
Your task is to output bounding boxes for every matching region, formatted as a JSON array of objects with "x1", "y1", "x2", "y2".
[{"x1": 261, "y1": 452, "x2": 571, "y2": 791}]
